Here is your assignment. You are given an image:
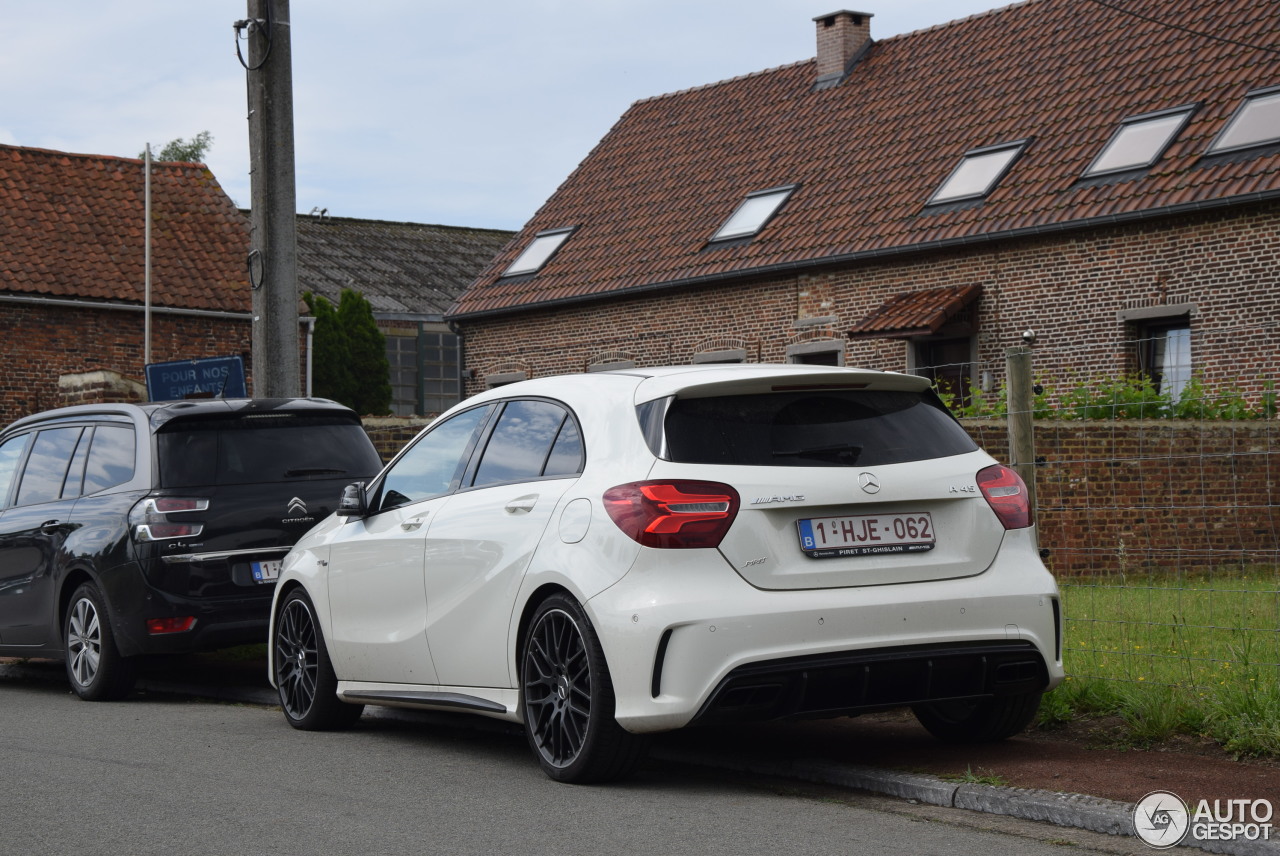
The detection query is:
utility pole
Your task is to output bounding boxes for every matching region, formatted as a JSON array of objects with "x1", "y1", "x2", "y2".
[{"x1": 242, "y1": 0, "x2": 299, "y2": 398}]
